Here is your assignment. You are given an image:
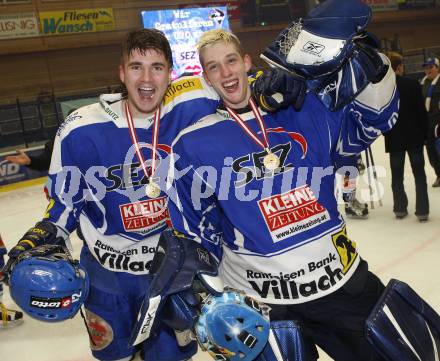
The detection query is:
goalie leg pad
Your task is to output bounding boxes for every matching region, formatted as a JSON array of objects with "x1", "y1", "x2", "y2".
[
  {"x1": 366, "y1": 279, "x2": 440, "y2": 361},
  {"x1": 255, "y1": 321, "x2": 309, "y2": 361}
]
